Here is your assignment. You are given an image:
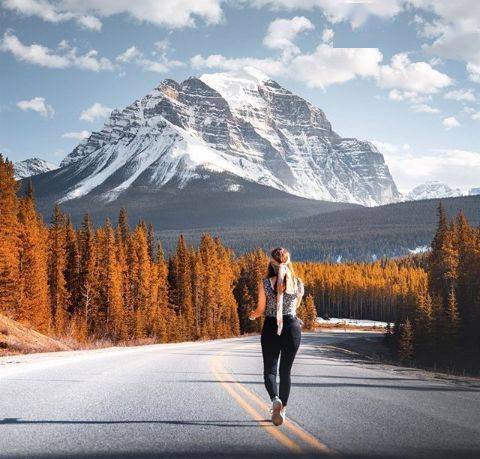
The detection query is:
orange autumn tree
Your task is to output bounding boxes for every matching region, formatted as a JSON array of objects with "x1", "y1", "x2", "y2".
[
  {"x1": 18, "y1": 181, "x2": 50, "y2": 333},
  {"x1": 0, "y1": 155, "x2": 21, "y2": 319},
  {"x1": 2, "y1": 156, "x2": 478, "y2": 373}
]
